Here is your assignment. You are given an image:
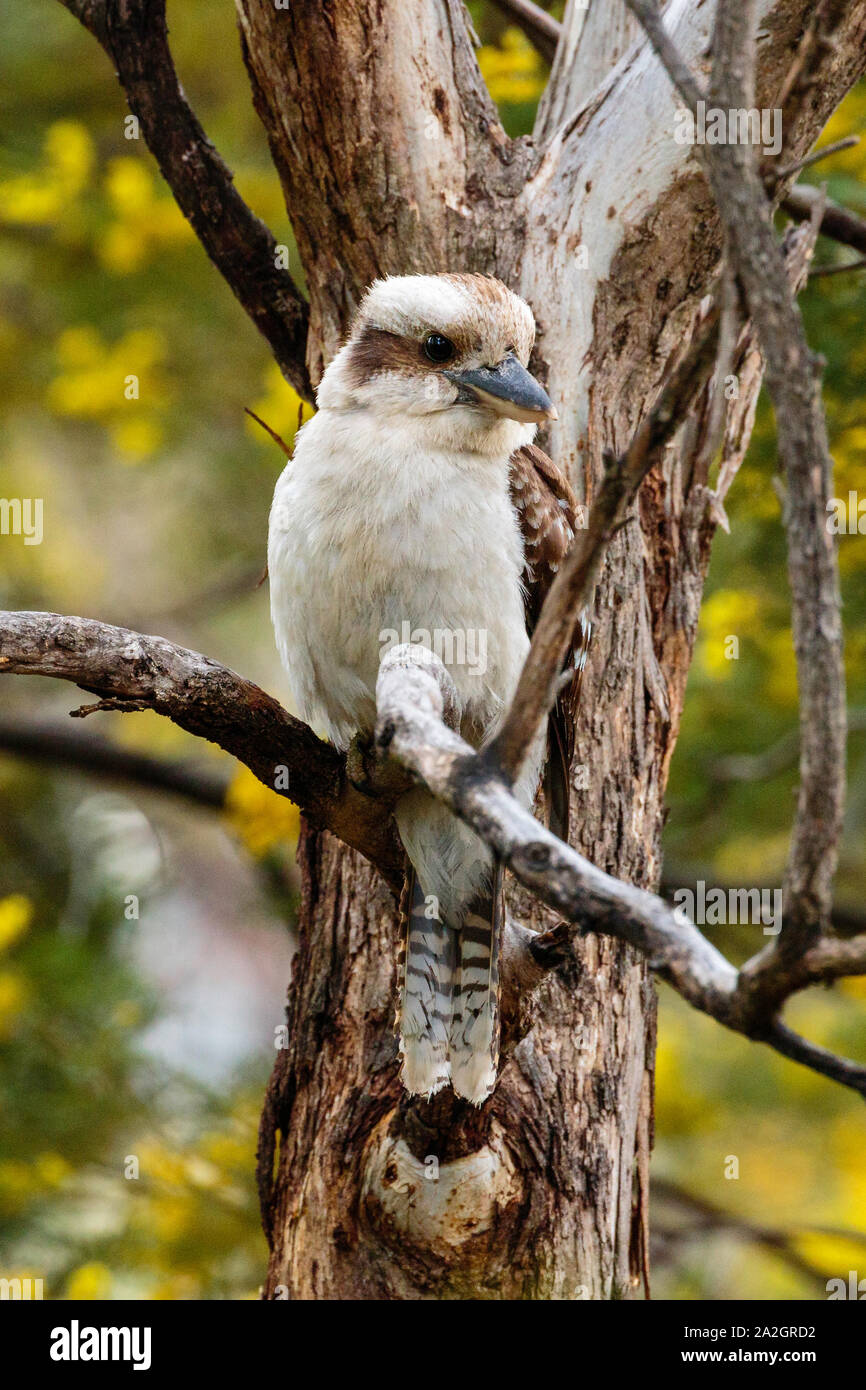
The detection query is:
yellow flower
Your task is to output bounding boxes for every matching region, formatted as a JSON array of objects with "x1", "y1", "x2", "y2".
[
  {"x1": 48, "y1": 325, "x2": 168, "y2": 458},
  {"x1": 0, "y1": 894, "x2": 32, "y2": 952},
  {"x1": 110, "y1": 417, "x2": 163, "y2": 459},
  {"x1": 66, "y1": 1262, "x2": 112, "y2": 1301},
  {"x1": 104, "y1": 157, "x2": 154, "y2": 216},
  {"x1": 99, "y1": 157, "x2": 192, "y2": 274},
  {"x1": 34, "y1": 1152, "x2": 72, "y2": 1188},
  {"x1": 0, "y1": 121, "x2": 94, "y2": 225},
  {"x1": 478, "y1": 28, "x2": 546, "y2": 106},
  {"x1": 224, "y1": 765, "x2": 300, "y2": 858},
  {"x1": 697, "y1": 588, "x2": 762, "y2": 679},
  {"x1": 44, "y1": 121, "x2": 95, "y2": 192},
  {"x1": 100, "y1": 223, "x2": 148, "y2": 275}
]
